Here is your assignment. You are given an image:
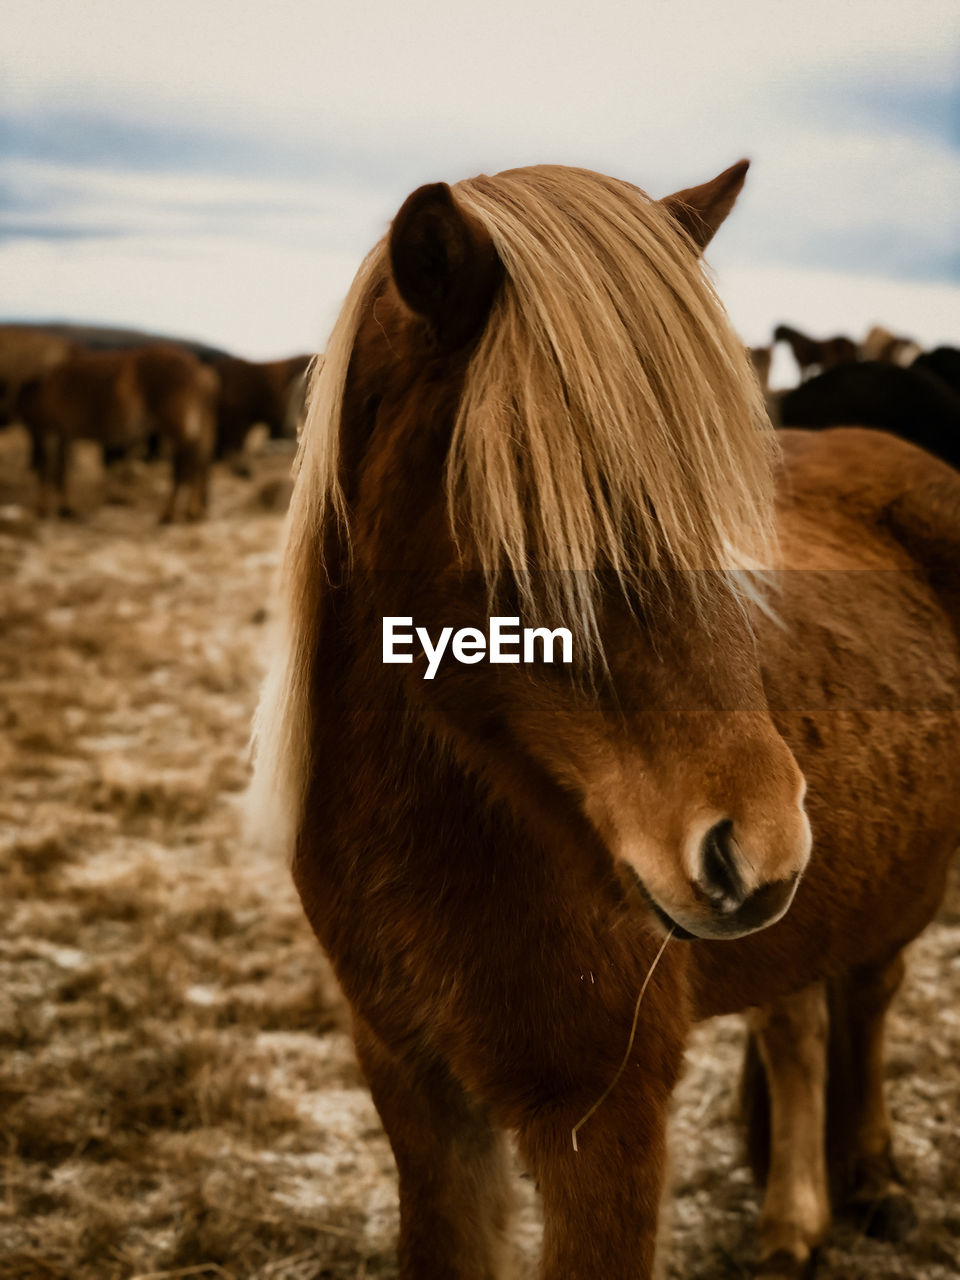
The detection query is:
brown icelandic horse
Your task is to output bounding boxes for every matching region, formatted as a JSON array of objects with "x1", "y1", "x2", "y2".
[
  {"x1": 774, "y1": 323, "x2": 859, "y2": 381},
  {"x1": 212, "y1": 353, "x2": 312, "y2": 458},
  {"x1": 252, "y1": 161, "x2": 960, "y2": 1278},
  {"x1": 16, "y1": 344, "x2": 218, "y2": 522}
]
